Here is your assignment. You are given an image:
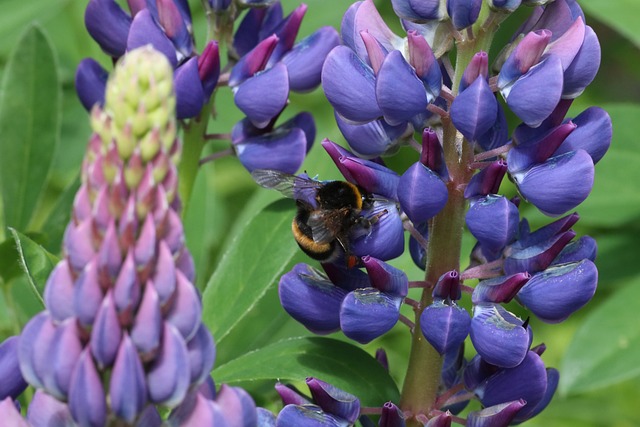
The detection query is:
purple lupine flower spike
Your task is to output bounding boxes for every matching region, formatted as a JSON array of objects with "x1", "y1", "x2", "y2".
[{"x1": 18, "y1": 47, "x2": 214, "y2": 425}]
